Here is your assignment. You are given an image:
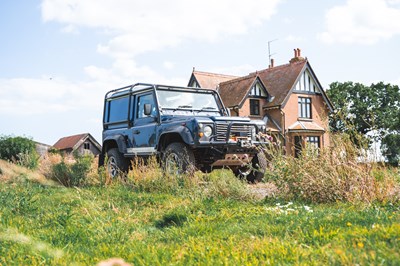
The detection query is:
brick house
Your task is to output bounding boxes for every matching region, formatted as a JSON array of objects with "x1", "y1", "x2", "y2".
[
  {"x1": 53, "y1": 133, "x2": 102, "y2": 156},
  {"x1": 188, "y1": 49, "x2": 334, "y2": 156}
]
